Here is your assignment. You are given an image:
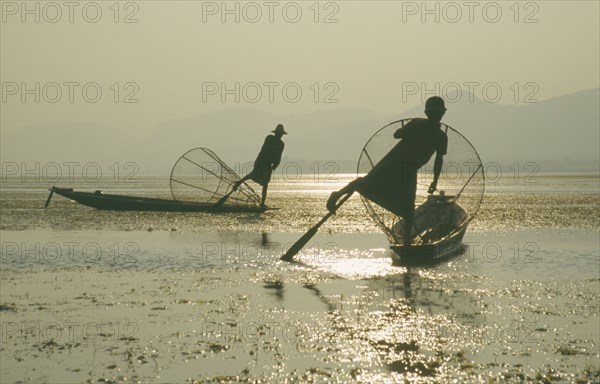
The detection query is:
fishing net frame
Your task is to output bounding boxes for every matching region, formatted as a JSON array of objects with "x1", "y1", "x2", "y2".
[
  {"x1": 169, "y1": 147, "x2": 262, "y2": 207},
  {"x1": 357, "y1": 118, "x2": 485, "y2": 244}
]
